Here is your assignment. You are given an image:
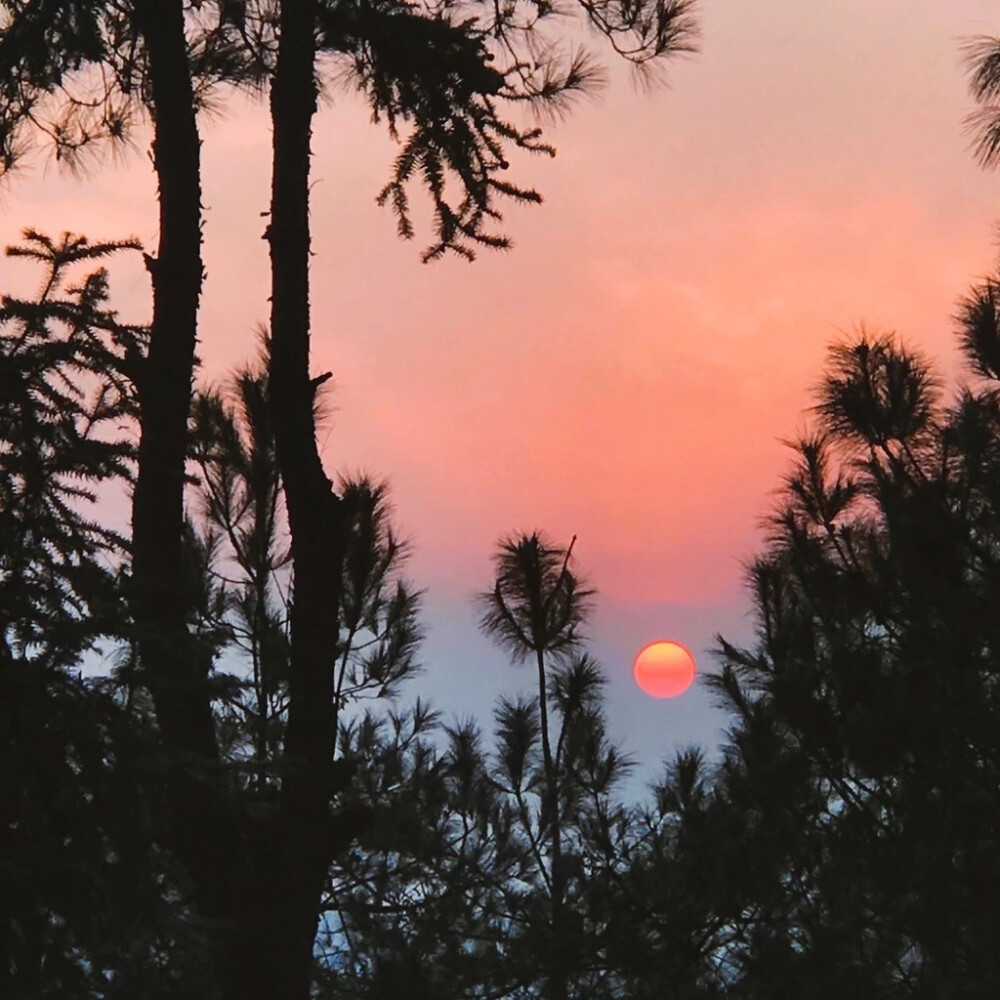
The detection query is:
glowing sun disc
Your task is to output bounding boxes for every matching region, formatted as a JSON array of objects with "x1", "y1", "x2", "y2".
[{"x1": 633, "y1": 640, "x2": 696, "y2": 699}]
